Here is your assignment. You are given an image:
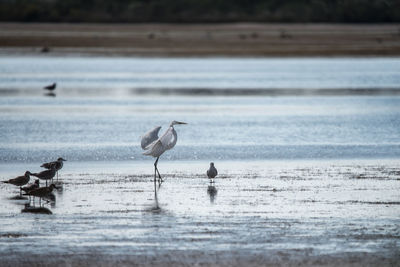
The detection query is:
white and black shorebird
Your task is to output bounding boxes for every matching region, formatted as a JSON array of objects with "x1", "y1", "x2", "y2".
[
  {"x1": 41, "y1": 157, "x2": 66, "y2": 182},
  {"x1": 43, "y1": 82, "x2": 56, "y2": 91},
  {"x1": 2, "y1": 171, "x2": 32, "y2": 196},
  {"x1": 141, "y1": 120, "x2": 187, "y2": 205},
  {"x1": 31, "y1": 165, "x2": 56, "y2": 186},
  {"x1": 207, "y1": 162, "x2": 218, "y2": 183}
]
